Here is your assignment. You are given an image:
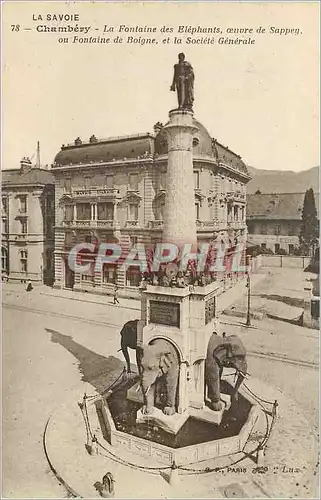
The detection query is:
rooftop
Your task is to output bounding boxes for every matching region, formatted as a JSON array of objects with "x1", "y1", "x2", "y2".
[
  {"x1": 53, "y1": 119, "x2": 249, "y2": 176},
  {"x1": 247, "y1": 192, "x2": 320, "y2": 220},
  {"x1": 2, "y1": 167, "x2": 54, "y2": 187}
]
